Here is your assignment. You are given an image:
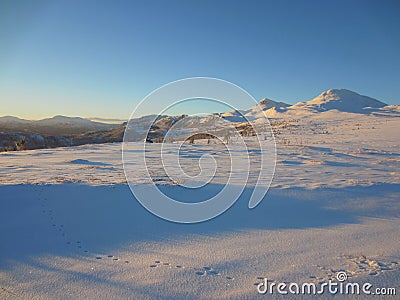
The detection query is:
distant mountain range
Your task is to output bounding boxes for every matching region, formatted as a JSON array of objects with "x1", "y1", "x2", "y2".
[
  {"x1": 0, "y1": 116, "x2": 124, "y2": 152},
  {"x1": 1, "y1": 89, "x2": 398, "y2": 151},
  {"x1": 0, "y1": 115, "x2": 121, "y2": 135},
  {"x1": 221, "y1": 89, "x2": 396, "y2": 120}
]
